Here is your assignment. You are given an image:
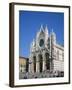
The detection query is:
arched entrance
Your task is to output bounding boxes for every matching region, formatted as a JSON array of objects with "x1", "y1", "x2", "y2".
[
  {"x1": 45, "y1": 53, "x2": 50, "y2": 70},
  {"x1": 33, "y1": 56, "x2": 36, "y2": 72},
  {"x1": 38, "y1": 54, "x2": 43, "y2": 72}
]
